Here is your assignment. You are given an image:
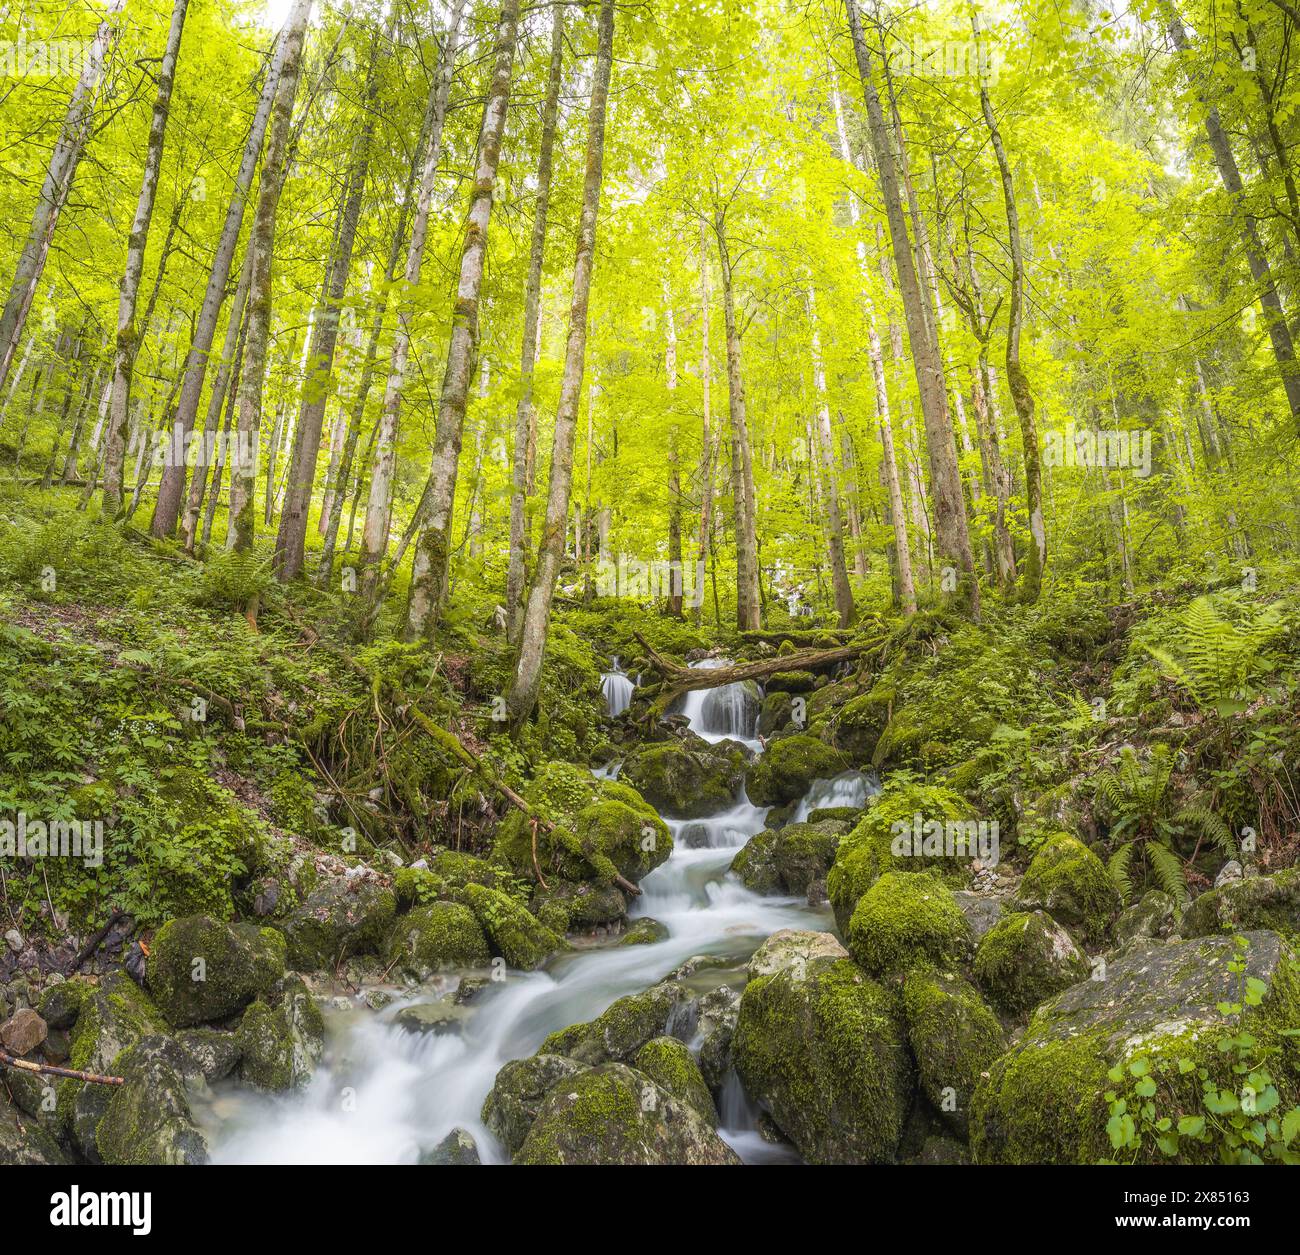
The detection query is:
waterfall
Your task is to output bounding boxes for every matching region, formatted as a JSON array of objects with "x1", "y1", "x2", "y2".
[
  {"x1": 600, "y1": 671, "x2": 634, "y2": 718},
  {"x1": 789, "y1": 770, "x2": 880, "y2": 824},
  {"x1": 678, "y1": 659, "x2": 761, "y2": 750}
]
